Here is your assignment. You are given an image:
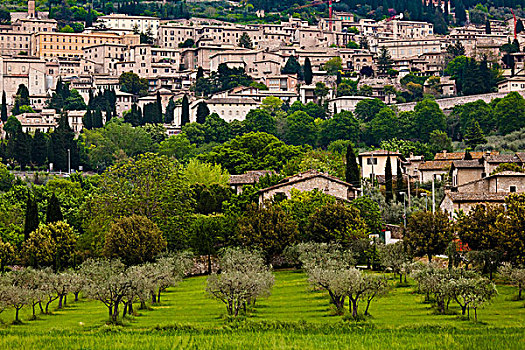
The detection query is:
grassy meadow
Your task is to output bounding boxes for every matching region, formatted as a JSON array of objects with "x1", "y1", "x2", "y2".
[{"x1": 0, "y1": 270, "x2": 523, "y2": 349}]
